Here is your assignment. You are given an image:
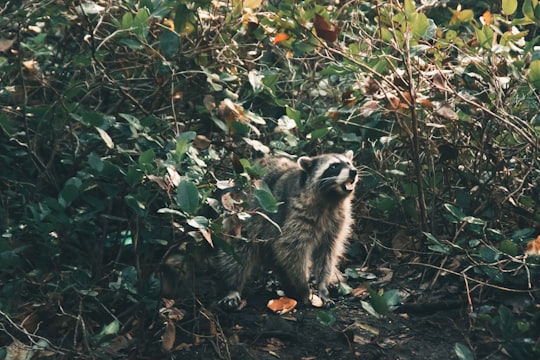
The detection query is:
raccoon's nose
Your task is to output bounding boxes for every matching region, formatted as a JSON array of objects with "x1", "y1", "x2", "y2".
[{"x1": 349, "y1": 168, "x2": 357, "y2": 178}]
